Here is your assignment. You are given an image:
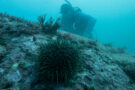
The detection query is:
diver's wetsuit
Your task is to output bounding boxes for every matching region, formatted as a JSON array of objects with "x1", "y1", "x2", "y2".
[
  {"x1": 73, "y1": 11, "x2": 96, "y2": 38},
  {"x1": 61, "y1": 0, "x2": 96, "y2": 38}
]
